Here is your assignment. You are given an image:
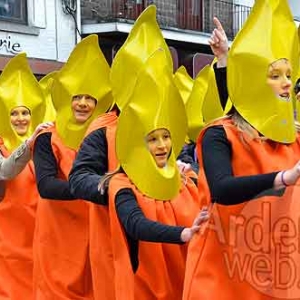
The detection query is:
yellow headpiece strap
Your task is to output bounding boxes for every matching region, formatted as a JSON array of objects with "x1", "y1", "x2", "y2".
[
  {"x1": 185, "y1": 61, "x2": 226, "y2": 142},
  {"x1": 110, "y1": 5, "x2": 173, "y2": 111},
  {"x1": 39, "y1": 71, "x2": 57, "y2": 122},
  {"x1": 0, "y1": 53, "x2": 45, "y2": 150},
  {"x1": 227, "y1": 0, "x2": 299, "y2": 143},
  {"x1": 51, "y1": 34, "x2": 113, "y2": 149},
  {"x1": 116, "y1": 49, "x2": 187, "y2": 200},
  {"x1": 202, "y1": 59, "x2": 229, "y2": 122},
  {"x1": 173, "y1": 66, "x2": 194, "y2": 104}
]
